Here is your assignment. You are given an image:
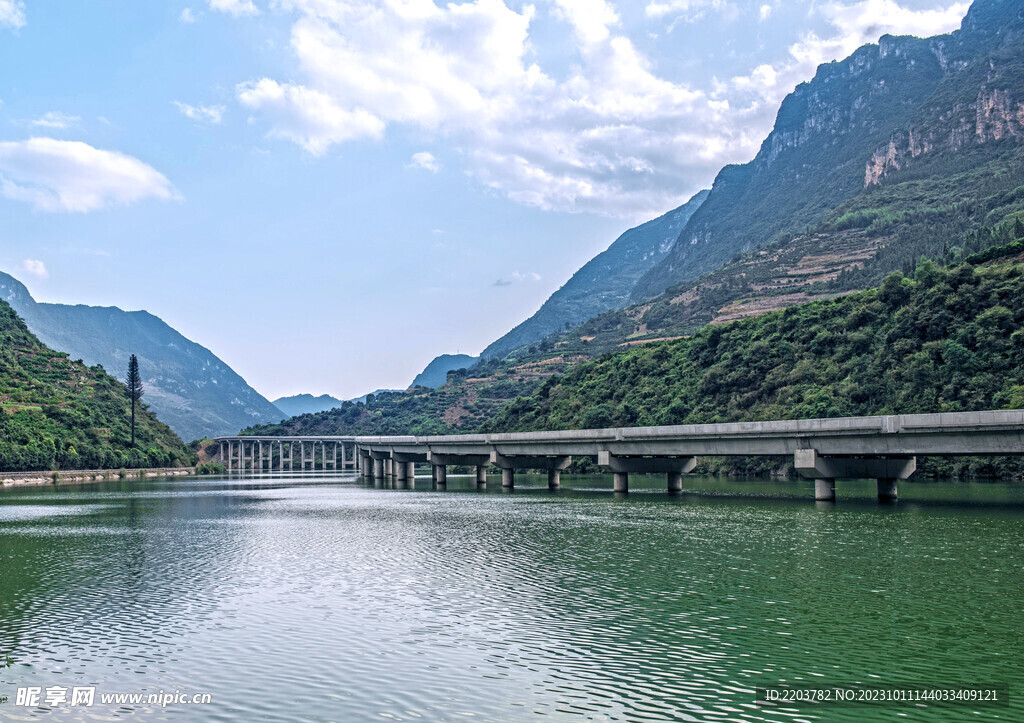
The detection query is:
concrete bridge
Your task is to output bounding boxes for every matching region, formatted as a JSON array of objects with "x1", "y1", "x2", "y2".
[{"x1": 214, "y1": 410, "x2": 1024, "y2": 501}]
